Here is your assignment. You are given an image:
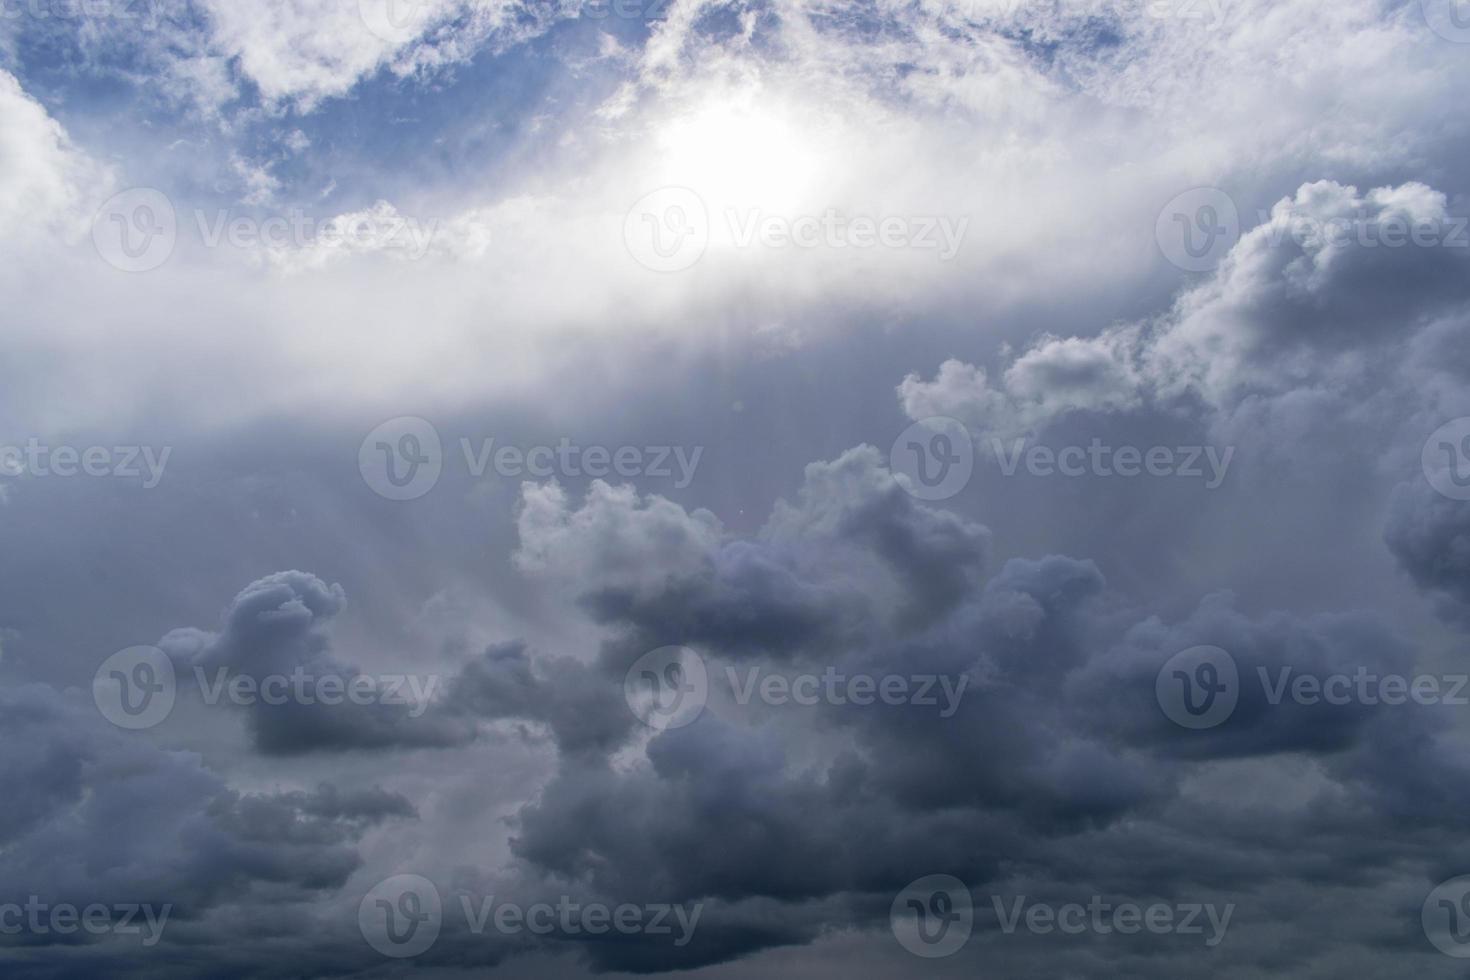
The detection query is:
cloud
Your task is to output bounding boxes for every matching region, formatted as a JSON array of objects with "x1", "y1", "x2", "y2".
[
  {"x1": 0, "y1": 683, "x2": 413, "y2": 922},
  {"x1": 0, "y1": 69, "x2": 106, "y2": 236},
  {"x1": 157, "y1": 571, "x2": 473, "y2": 754}
]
